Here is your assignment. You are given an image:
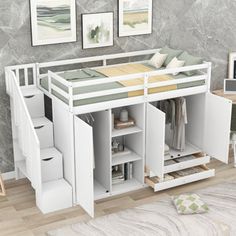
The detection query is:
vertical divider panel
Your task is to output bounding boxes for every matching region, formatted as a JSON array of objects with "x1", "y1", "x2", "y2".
[
  {"x1": 93, "y1": 110, "x2": 112, "y2": 193},
  {"x1": 127, "y1": 104, "x2": 145, "y2": 155},
  {"x1": 125, "y1": 104, "x2": 145, "y2": 183},
  {"x1": 185, "y1": 94, "x2": 205, "y2": 150}
]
